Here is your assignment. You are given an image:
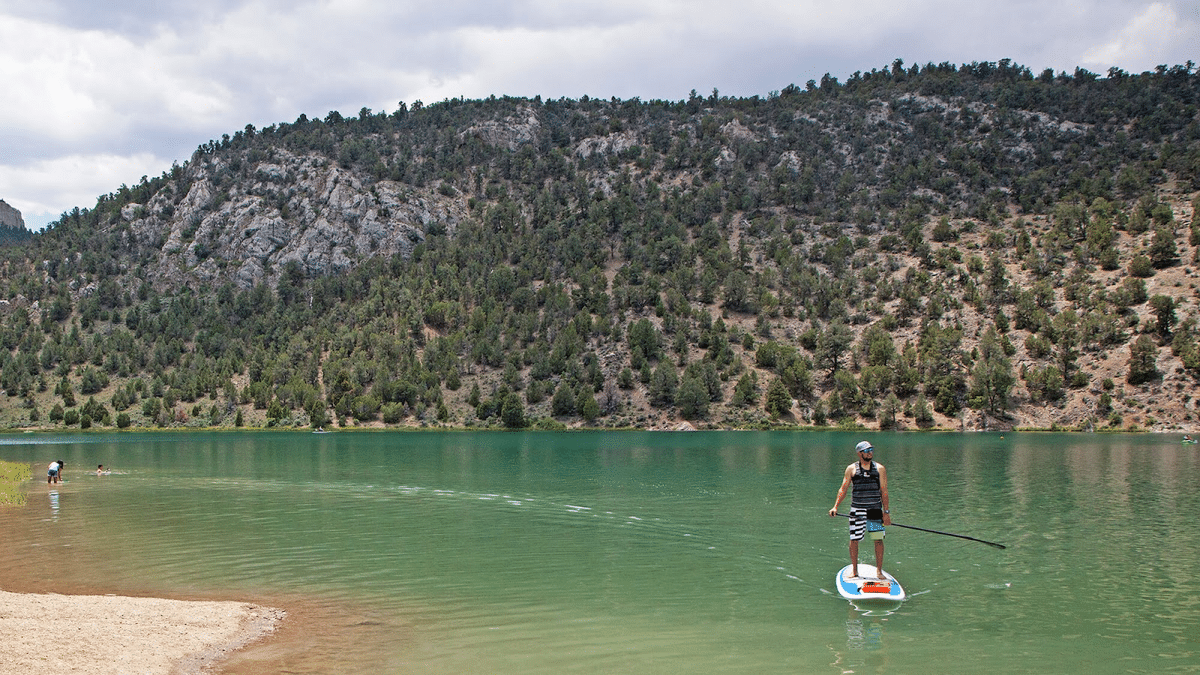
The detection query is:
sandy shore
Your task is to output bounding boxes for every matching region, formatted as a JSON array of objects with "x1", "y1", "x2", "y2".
[{"x1": 0, "y1": 589, "x2": 284, "y2": 675}]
